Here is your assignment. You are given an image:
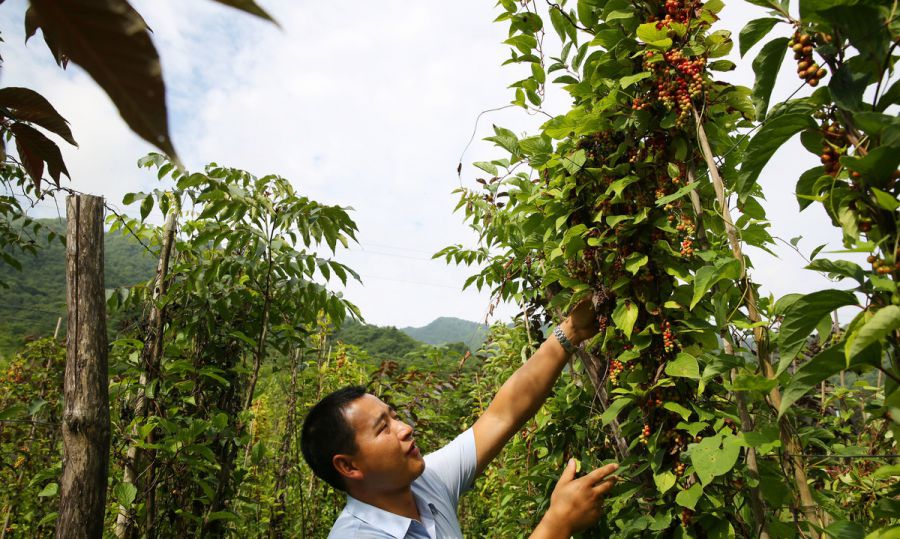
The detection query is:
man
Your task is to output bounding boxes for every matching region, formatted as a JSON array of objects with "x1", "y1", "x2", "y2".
[{"x1": 301, "y1": 301, "x2": 619, "y2": 538}]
